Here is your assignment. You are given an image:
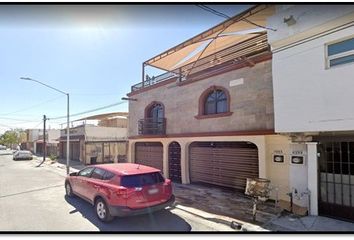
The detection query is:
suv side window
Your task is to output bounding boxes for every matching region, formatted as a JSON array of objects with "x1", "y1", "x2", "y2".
[
  {"x1": 78, "y1": 167, "x2": 94, "y2": 177},
  {"x1": 91, "y1": 168, "x2": 106, "y2": 180},
  {"x1": 102, "y1": 171, "x2": 115, "y2": 180}
]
